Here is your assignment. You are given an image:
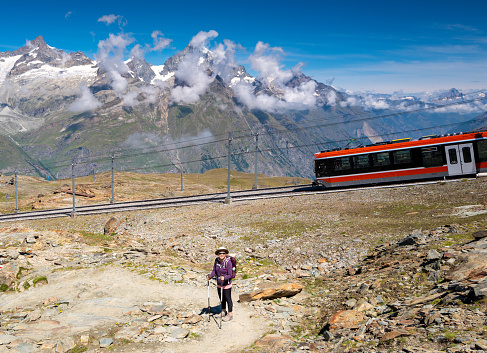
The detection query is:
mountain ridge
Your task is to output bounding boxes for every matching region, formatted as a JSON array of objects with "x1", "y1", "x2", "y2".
[{"x1": 0, "y1": 35, "x2": 485, "y2": 179}]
